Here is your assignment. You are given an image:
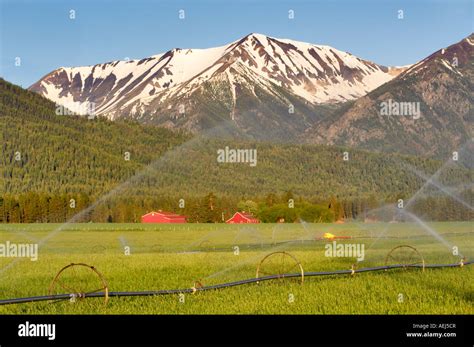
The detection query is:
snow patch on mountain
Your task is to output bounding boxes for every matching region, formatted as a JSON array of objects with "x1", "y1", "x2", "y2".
[{"x1": 30, "y1": 33, "x2": 400, "y2": 119}]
